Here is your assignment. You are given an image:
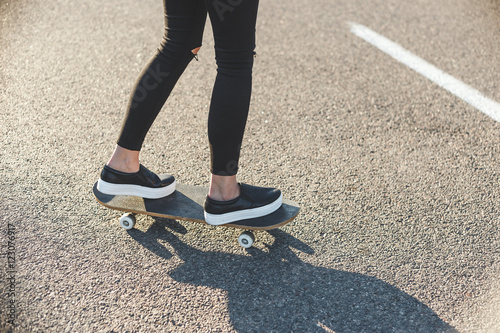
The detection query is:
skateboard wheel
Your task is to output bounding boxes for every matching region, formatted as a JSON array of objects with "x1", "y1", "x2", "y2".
[
  {"x1": 119, "y1": 213, "x2": 136, "y2": 230},
  {"x1": 238, "y1": 231, "x2": 255, "y2": 249}
]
